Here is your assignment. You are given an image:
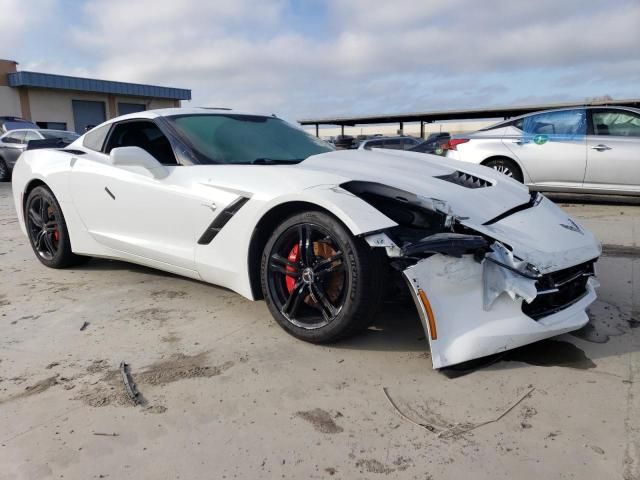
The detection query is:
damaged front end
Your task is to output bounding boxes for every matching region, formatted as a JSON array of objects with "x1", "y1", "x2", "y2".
[{"x1": 342, "y1": 181, "x2": 600, "y2": 369}]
